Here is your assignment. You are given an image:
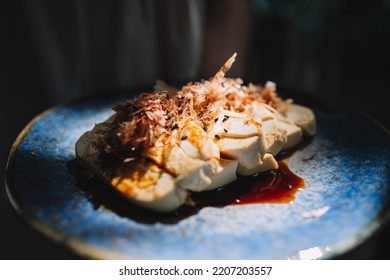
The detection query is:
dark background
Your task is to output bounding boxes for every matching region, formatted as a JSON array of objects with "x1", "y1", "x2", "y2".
[{"x1": 1, "y1": 0, "x2": 389, "y2": 259}]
